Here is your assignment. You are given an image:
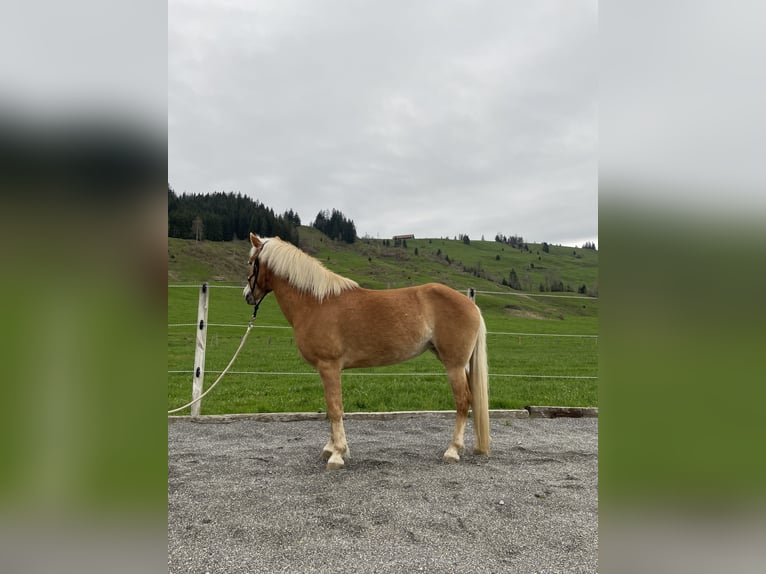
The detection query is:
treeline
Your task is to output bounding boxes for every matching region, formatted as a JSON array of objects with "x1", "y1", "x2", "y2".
[
  {"x1": 312, "y1": 209, "x2": 357, "y2": 243},
  {"x1": 500, "y1": 267, "x2": 596, "y2": 296},
  {"x1": 168, "y1": 186, "x2": 300, "y2": 243},
  {"x1": 495, "y1": 233, "x2": 529, "y2": 251}
]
